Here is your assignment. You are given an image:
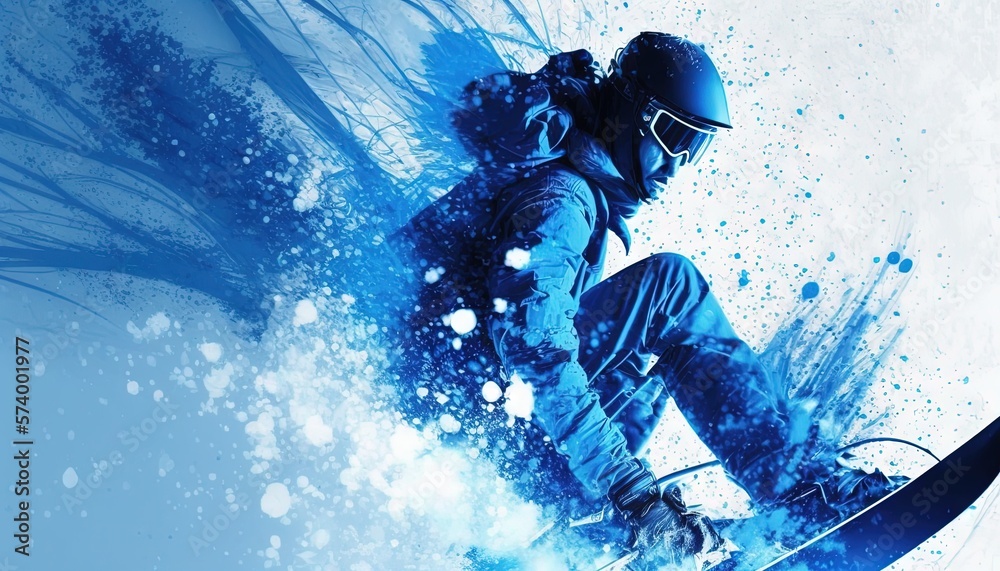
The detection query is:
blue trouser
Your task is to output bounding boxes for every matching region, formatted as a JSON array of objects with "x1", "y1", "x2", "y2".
[
  {"x1": 575, "y1": 253, "x2": 809, "y2": 503},
  {"x1": 388, "y1": 250, "x2": 815, "y2": 505}
]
